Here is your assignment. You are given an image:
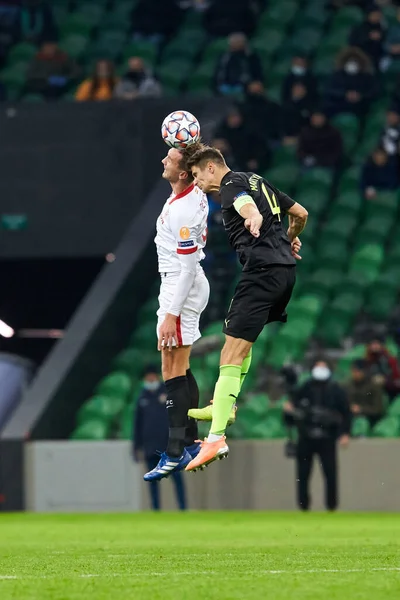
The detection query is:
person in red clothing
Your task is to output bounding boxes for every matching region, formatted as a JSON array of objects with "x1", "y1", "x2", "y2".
[{"x1": 365, "y1": 334, "x2": 400, "y2": 401}]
